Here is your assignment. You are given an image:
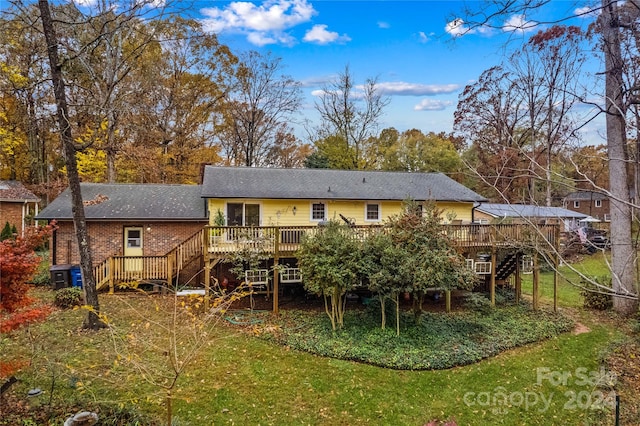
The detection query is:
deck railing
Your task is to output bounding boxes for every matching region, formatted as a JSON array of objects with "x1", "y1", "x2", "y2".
[
  {"x1": 205, "y1": 223, "x2": 559, "y2": 255},
  {"x1": 94, "y1": 223, "x2": 559, "y2": 292}
]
